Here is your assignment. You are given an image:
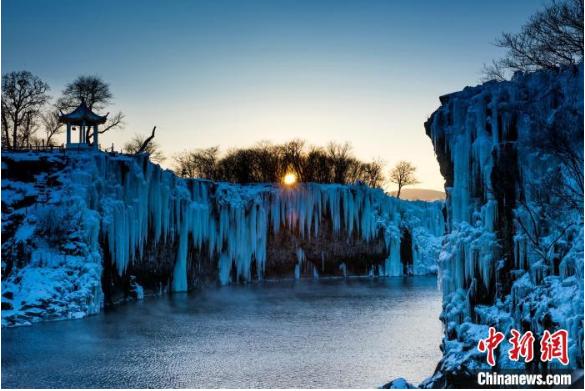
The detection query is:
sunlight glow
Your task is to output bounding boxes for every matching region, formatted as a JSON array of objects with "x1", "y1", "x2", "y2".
[{"x1": 283, "y1": 172, "x2": 297, "y2": 185}]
